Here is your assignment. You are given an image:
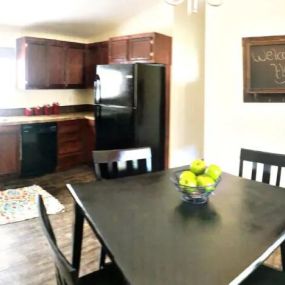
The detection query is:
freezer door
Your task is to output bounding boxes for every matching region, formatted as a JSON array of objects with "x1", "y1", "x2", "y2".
[
  {"x1": 95, "y1": 64, "x2": 136, "y2": 108},
  {"x1": 134, "y1": 63, "x2": 166, "y2": 171},
  {"x1": 94, "y1": 105, "x2": 135, "y2": 150}
]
